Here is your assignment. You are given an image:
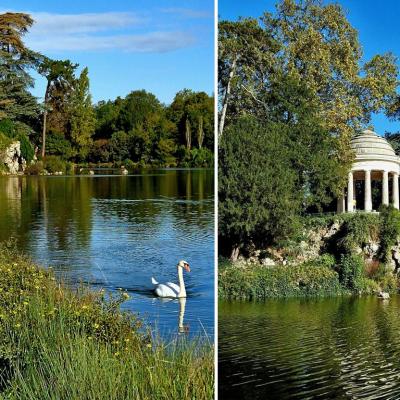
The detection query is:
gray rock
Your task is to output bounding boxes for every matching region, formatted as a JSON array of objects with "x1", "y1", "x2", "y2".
[
  {"x1": 377, "y1": 291, "x2": 390, "y2": 299},
  {"x1": 261, "y1": 257, "x2": 276, "y2": 267},
  {"x1": 2, "y1": 141, "x2": 26, "y2": 174}
]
